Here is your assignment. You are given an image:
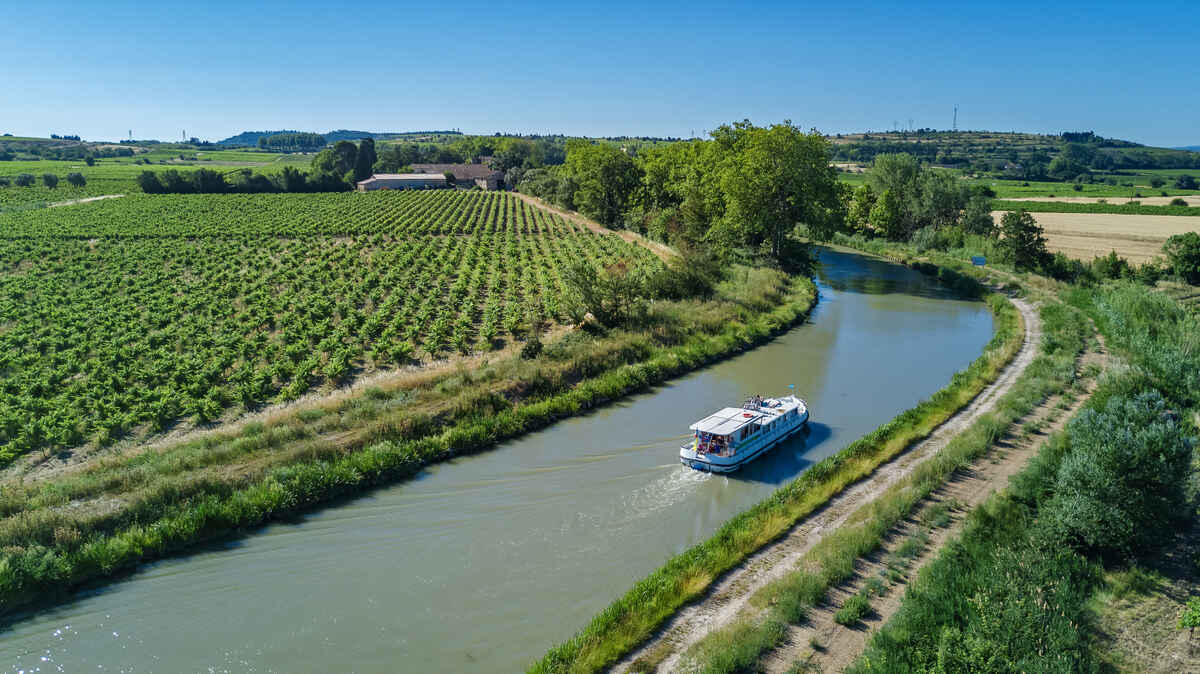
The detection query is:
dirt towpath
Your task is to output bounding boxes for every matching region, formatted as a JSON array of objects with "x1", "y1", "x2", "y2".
[
  {"x1": 511, "y1": 192, "x2": 676, "y2": 261},
  {"x1": 614, "y1": 296, "x2": 1042, "y2": 673}
]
